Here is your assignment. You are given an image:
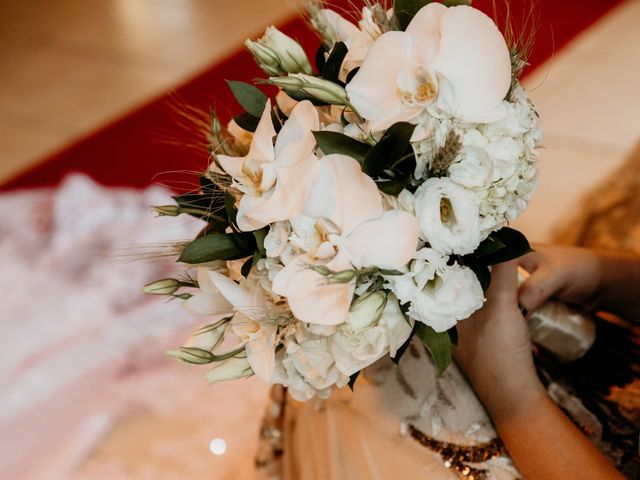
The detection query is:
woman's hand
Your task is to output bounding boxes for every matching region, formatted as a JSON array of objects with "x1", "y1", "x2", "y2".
[
  {"x1": 454, "y1": 259, "x2": 625, "y2": 479},
  {"x1": 454, "y1": 261, "x2": 545, "y2": 419},
  {"x1": 519, "y1": 245, "x2": 640, "y2": 319},
  {"x1": 518, "y1": 246, "x2": 603, "y2": 315}
]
